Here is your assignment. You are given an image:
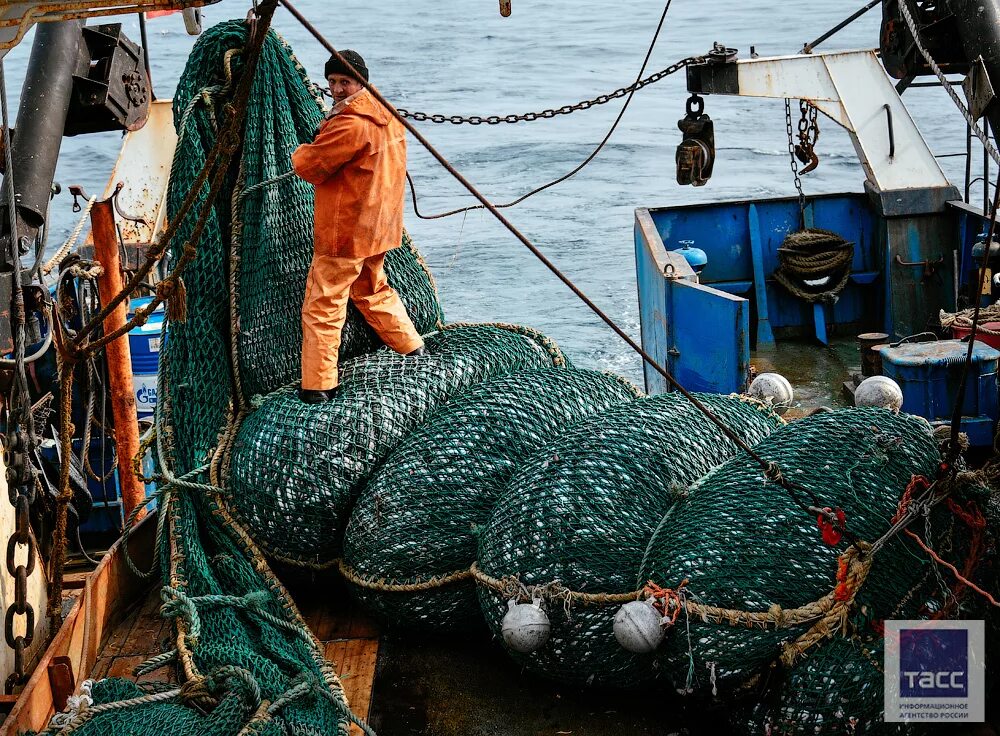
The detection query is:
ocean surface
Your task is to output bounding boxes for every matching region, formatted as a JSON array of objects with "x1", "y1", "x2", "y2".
[{"x1": 2, "y1": 0, "x2": 987, "y2": 386}]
